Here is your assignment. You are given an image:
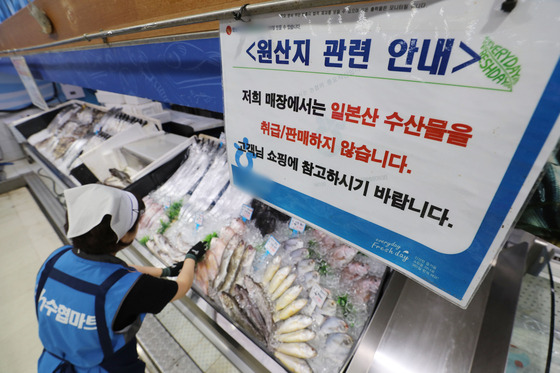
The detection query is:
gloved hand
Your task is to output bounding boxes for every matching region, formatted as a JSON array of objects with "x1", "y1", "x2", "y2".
[
  {"x1": 185, "y1": 241, "x2": 207, "y2": 262},
  {"x1": 160, "y1": 261, "x2": 184, "y2": 277}
]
